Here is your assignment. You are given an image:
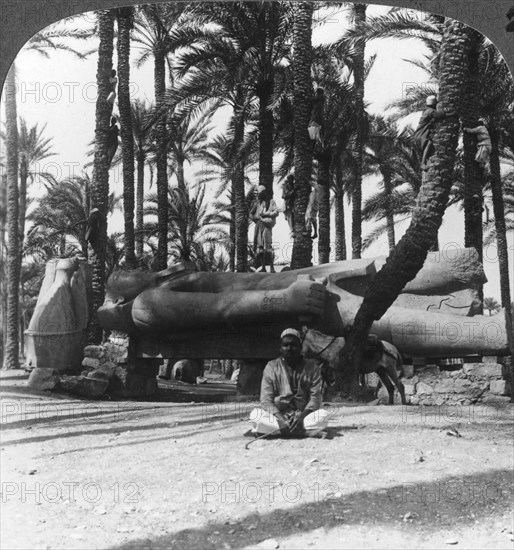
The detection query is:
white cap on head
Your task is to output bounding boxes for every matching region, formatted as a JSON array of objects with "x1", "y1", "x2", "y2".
[
  {"x1": 426, "y1": 95, "x2": 437, "y2": 106},
  {"x1": 257, "y1": 185, "x2": 266, "y2": 194},
  {"x1": 280, "y1": 328, "x2": 301, "y2": 341}
]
